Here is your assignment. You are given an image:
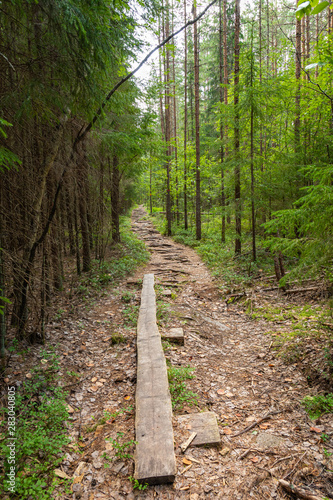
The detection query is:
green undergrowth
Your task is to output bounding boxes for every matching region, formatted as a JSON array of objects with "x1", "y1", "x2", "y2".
[
  {"x1": 84, "y1": 405, "x2": 133, "y2": 433},
  {"x1": 167, "y1": 364, "x2": 198, "y2": 411},
  {"x1": 0, "y1": 349, "x2": 72, "y2": 499},
  {"x1": 249, "y1": 301, "x2": 333, "y2": 389},
  {"x1": 71, "y1": 215, "x2": 149, "y2": 300},
  {"x1": 302, "y1": 393, "x2": 333, "y2": 419}
]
